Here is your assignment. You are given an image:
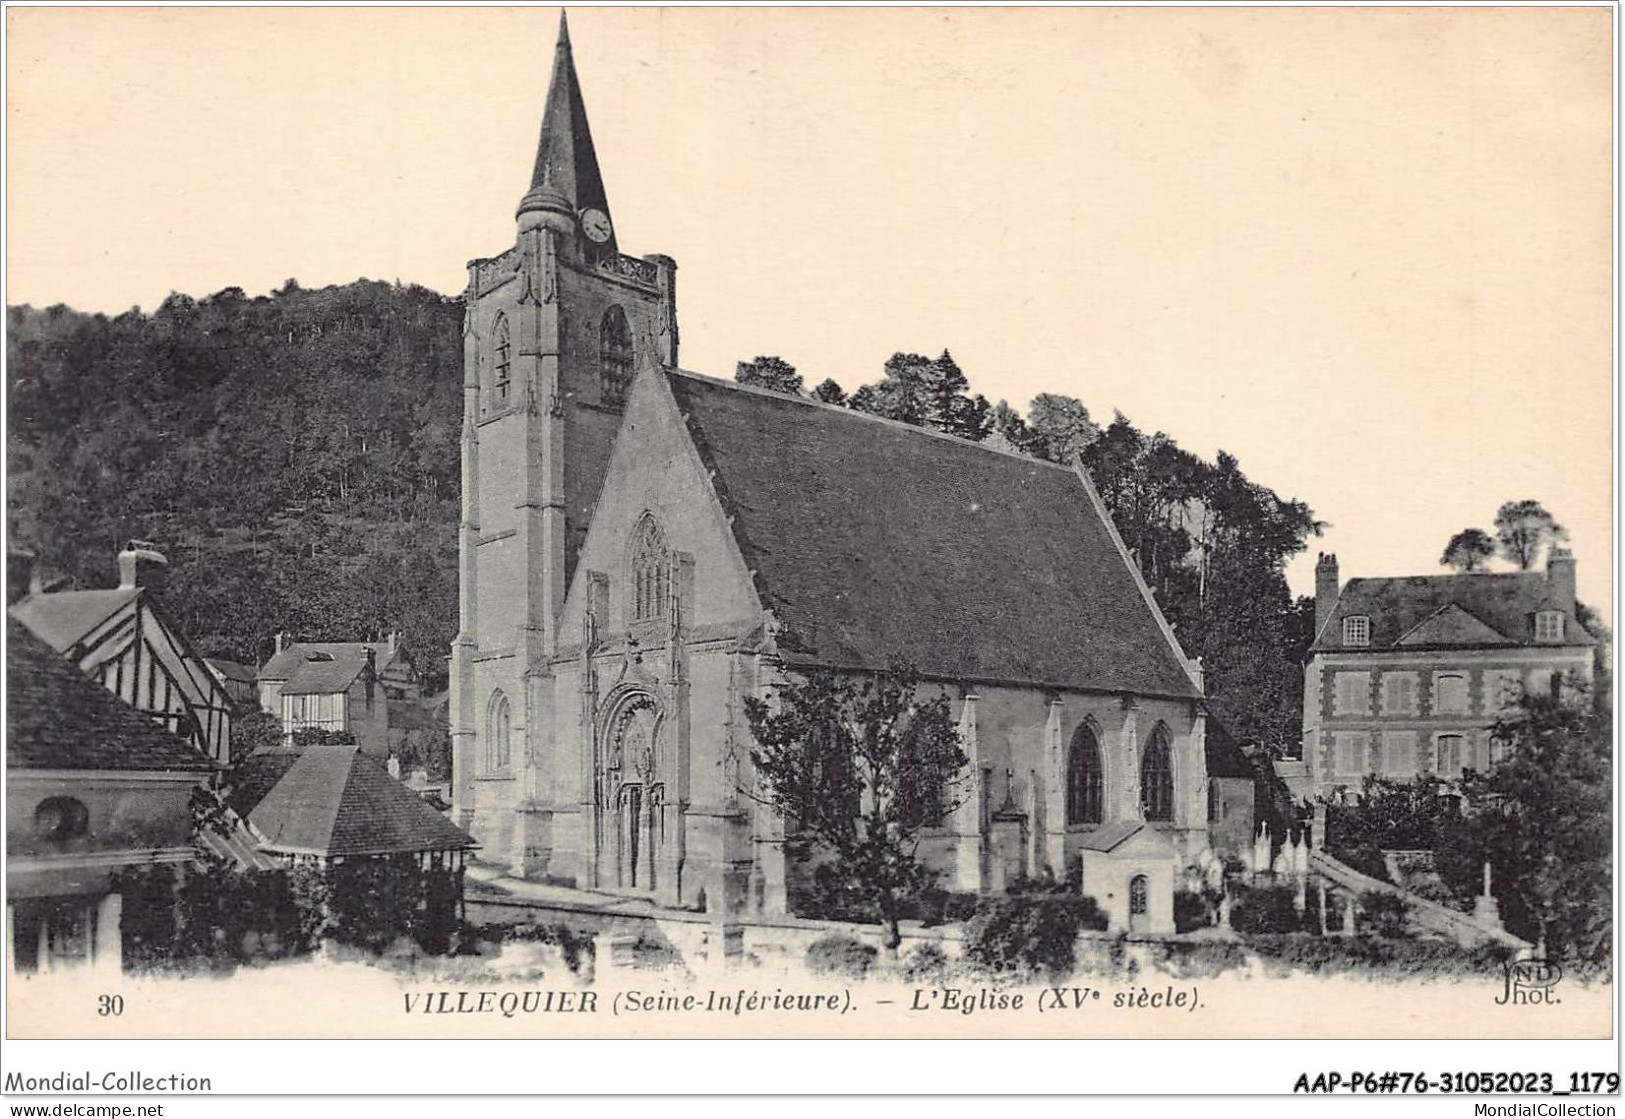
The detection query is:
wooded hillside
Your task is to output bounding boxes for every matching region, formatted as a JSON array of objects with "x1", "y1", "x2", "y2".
[{"x1": 8, "y1": 281, "x2": 462, "y2": 689}]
